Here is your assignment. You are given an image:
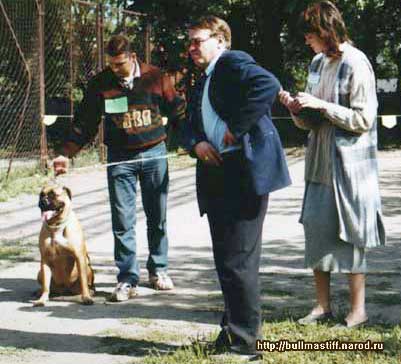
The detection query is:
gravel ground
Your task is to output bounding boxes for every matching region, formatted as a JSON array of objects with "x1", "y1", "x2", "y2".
[{"x1": 0, "y1": 150, "x2": 400, "y2": 363}]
